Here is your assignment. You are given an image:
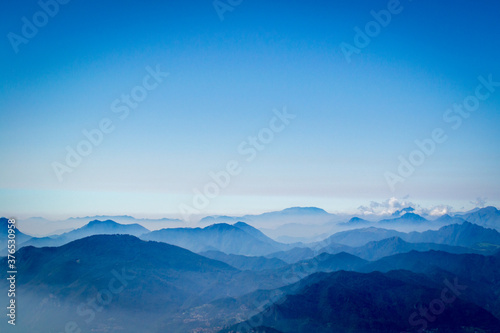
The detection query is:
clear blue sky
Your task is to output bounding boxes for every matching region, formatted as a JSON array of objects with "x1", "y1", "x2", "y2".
[{"x1": 1, "y1": 0, "x2": 499, "y2": 219}]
